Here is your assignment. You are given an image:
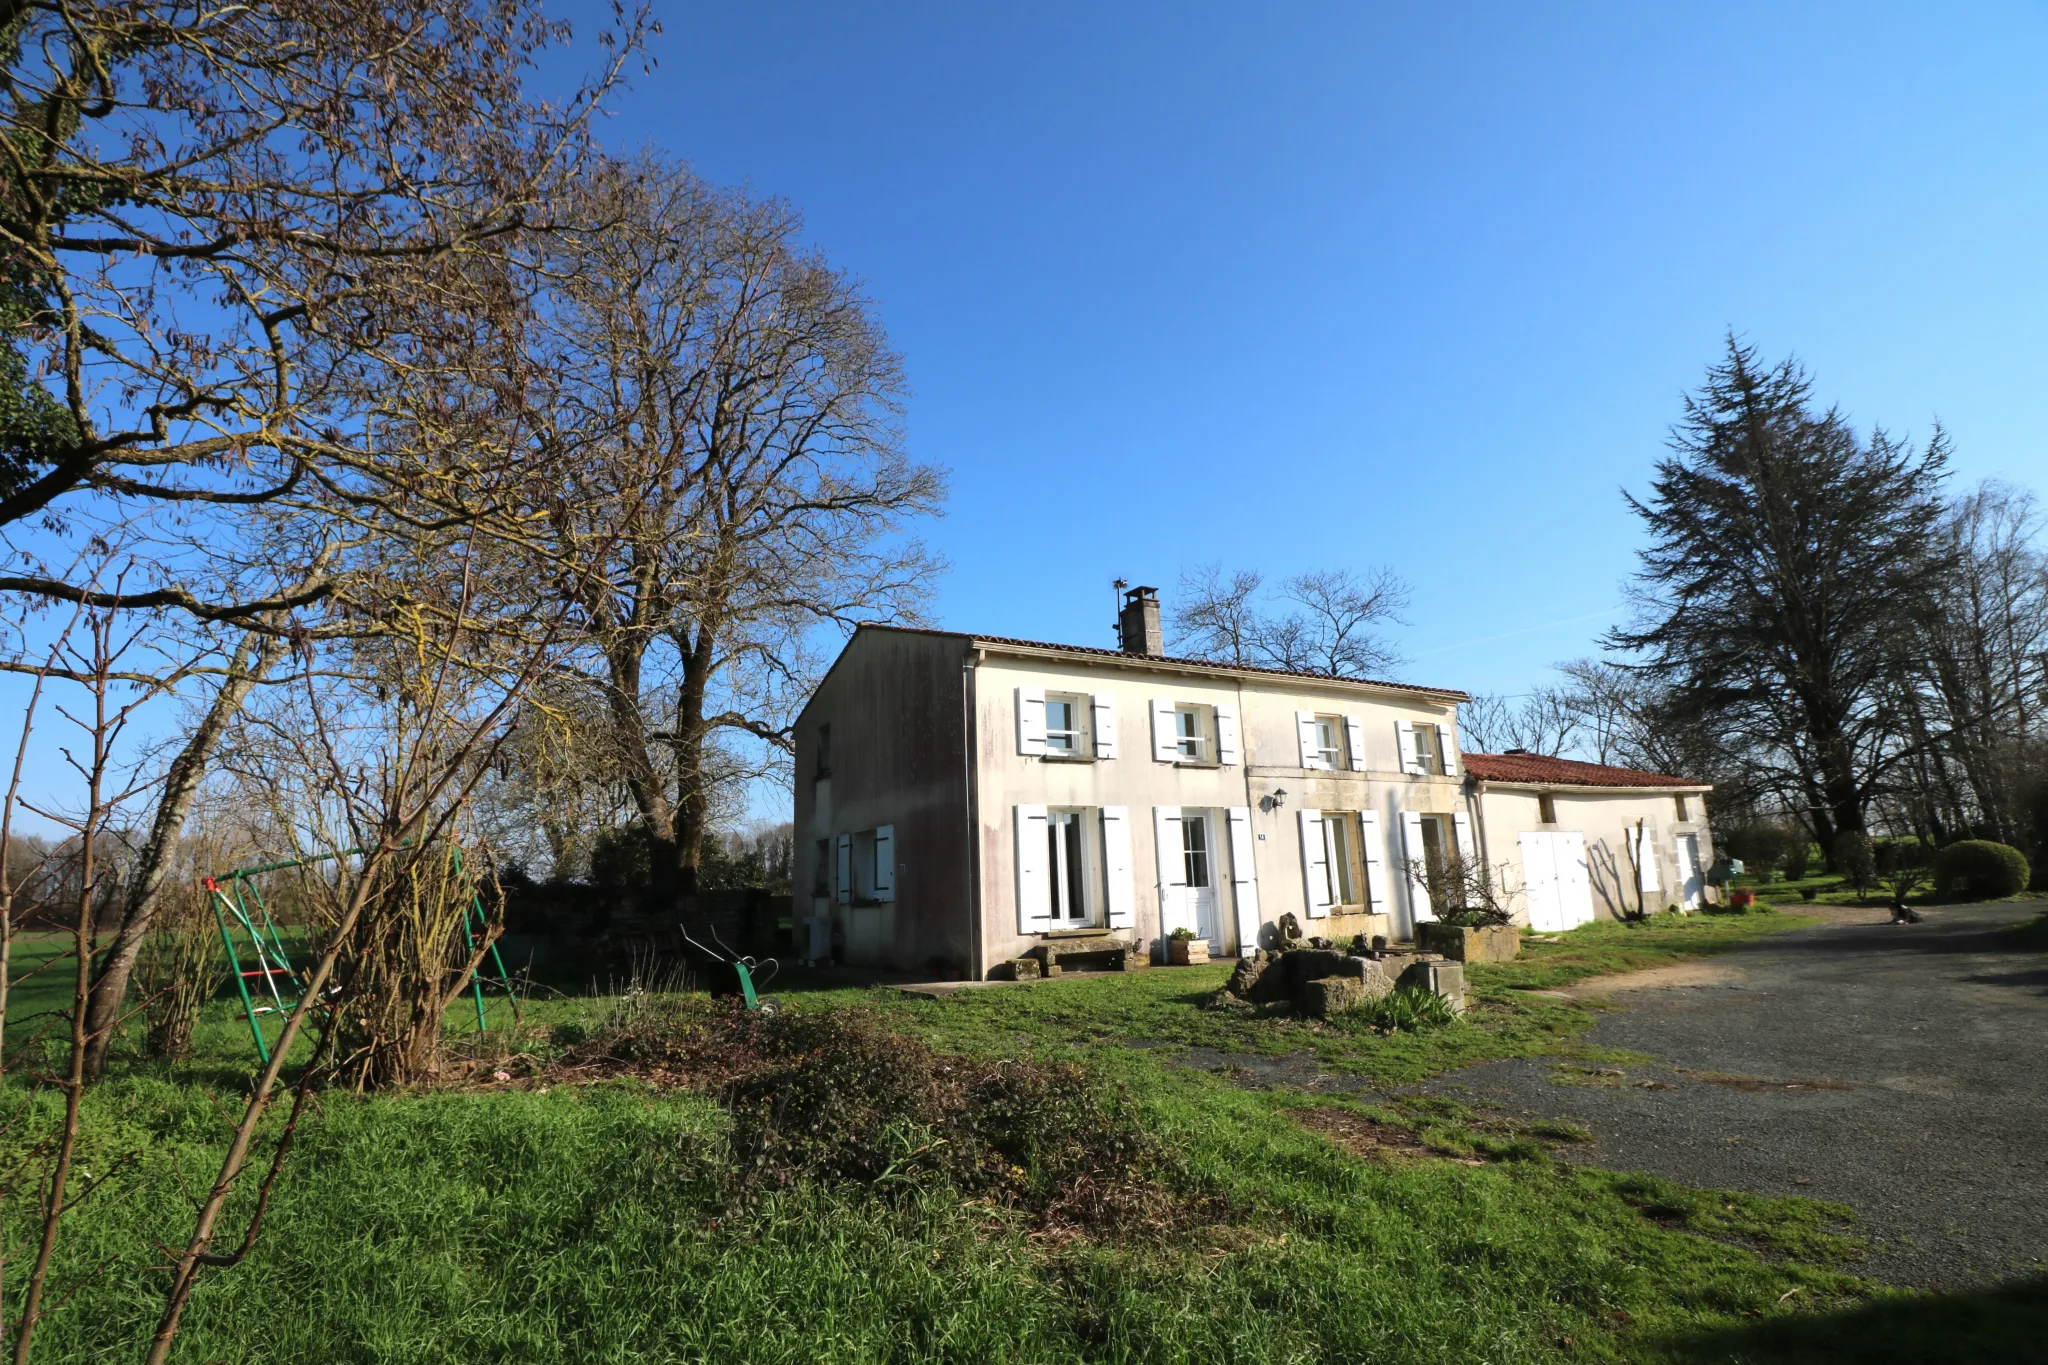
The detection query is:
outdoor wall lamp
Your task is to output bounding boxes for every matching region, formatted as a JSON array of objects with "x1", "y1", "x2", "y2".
[{"x1": 1261, "y1": 787, "x2": 1288, "y2": 813}]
